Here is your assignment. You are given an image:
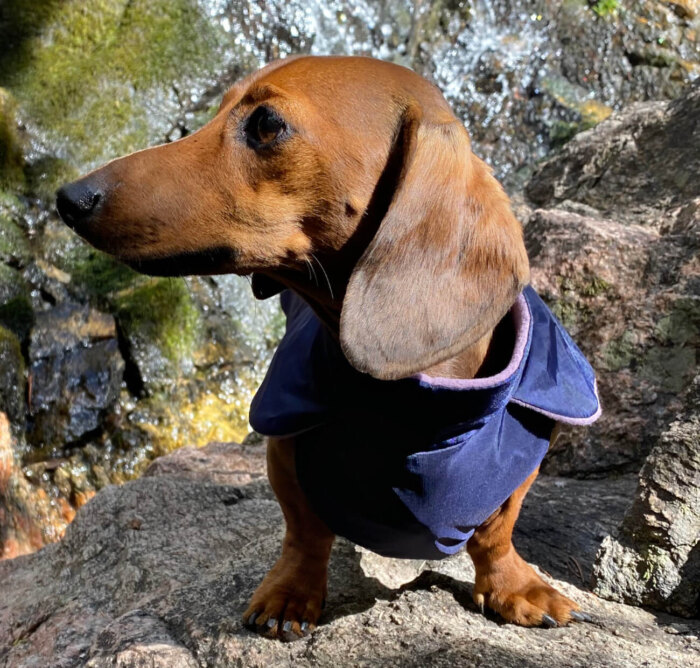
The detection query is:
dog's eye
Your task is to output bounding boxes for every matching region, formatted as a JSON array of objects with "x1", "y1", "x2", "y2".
[{"x1": 246, "y1": 106, "x2": 286, "y2": 147}]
